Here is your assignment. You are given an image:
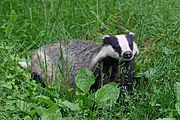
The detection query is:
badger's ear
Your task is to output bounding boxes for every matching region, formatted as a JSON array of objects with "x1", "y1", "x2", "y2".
[
  {"x1": 102, "y1": 35, "x2": 110, "y2": 39},
  {"x1": 102, "y1": 35, "x2": 110, "y2": 44},
  {"x1": 128, "y1": 32, "x2": 135, "y2": 36},
  {"x1": 127, "y1": 32, "x2": 135, "y2": 41}
]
